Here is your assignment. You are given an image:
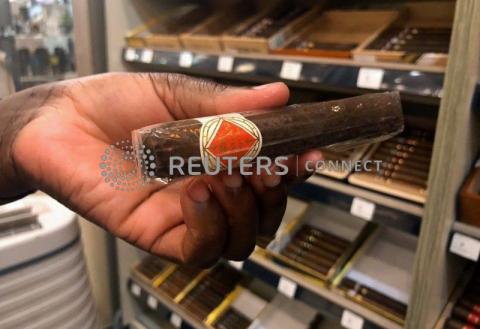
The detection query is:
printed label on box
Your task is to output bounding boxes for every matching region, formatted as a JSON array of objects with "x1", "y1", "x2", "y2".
[
  {"x1": 229, "y1": 260, "x2": 244, "y2": 270},
  {"x1": 179, "y1": 52, "x2": 193, "y2": 68},
  {"x1": 130, "y1": 283, "x2": 141, "y2": 297},
  {"x1": 141, "y1": 49, "x2": 154, "y2": 63},
  {"x1": 450, "y1": 233, "x2": 480, "y2": 261},
  {"x1": 125, "y1": 48, "x2": 137, "y2": 62},
  {"x1": 341, "y1": 310, "x2": 364, "y2": 329},
  {"x1": 350, "y1": 197, "x2": 375, "y2": 221},
  {"x1": 357, "y1": 68, "x2": 384, "y2": 89},
  {"x1": 170, "y1": 313, "x2": 182, "y2": 328},
  {"x1": 147, "y1": 295, "x2": 158, "y2": 310},
  {"x1": 277, "y1": 276, "x2": 297, "y2": 298},
  {"x1": 280, "y1": 61, "x2": 302, "y2": 81}
]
